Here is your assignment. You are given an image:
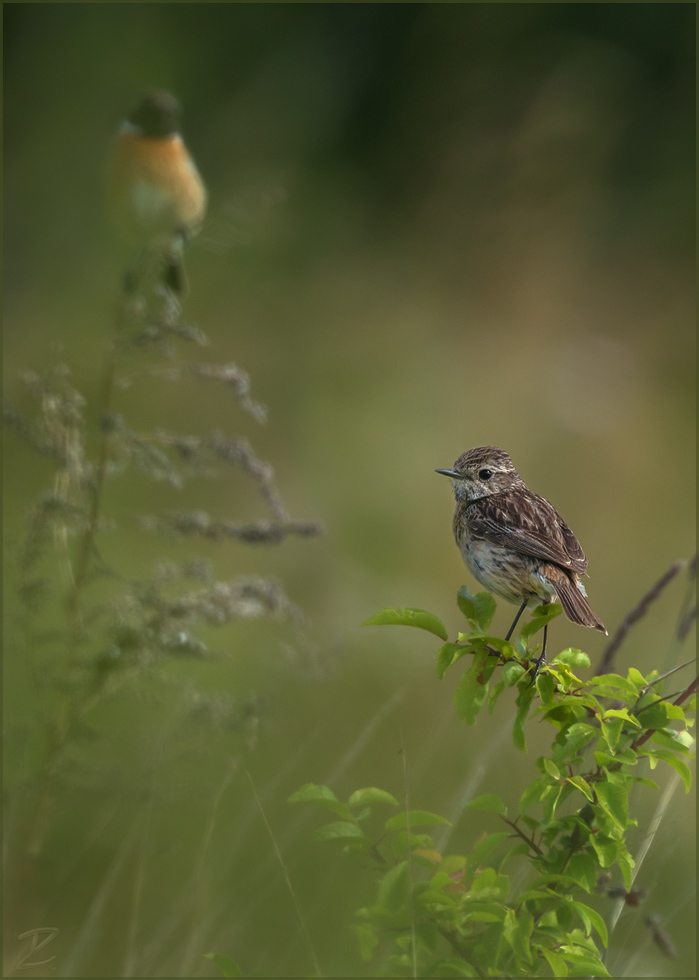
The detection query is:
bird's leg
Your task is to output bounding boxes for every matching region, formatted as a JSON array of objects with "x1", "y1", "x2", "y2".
[
  {"x1": 505, "y1": 601, "x2": 528, "y2": 641},
  {"x1": 528, "y1": 623, "x2": 548, "y2": 686},
  {"x1": 163, "y1": 232, "x2": 188, "y2": 297}
]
